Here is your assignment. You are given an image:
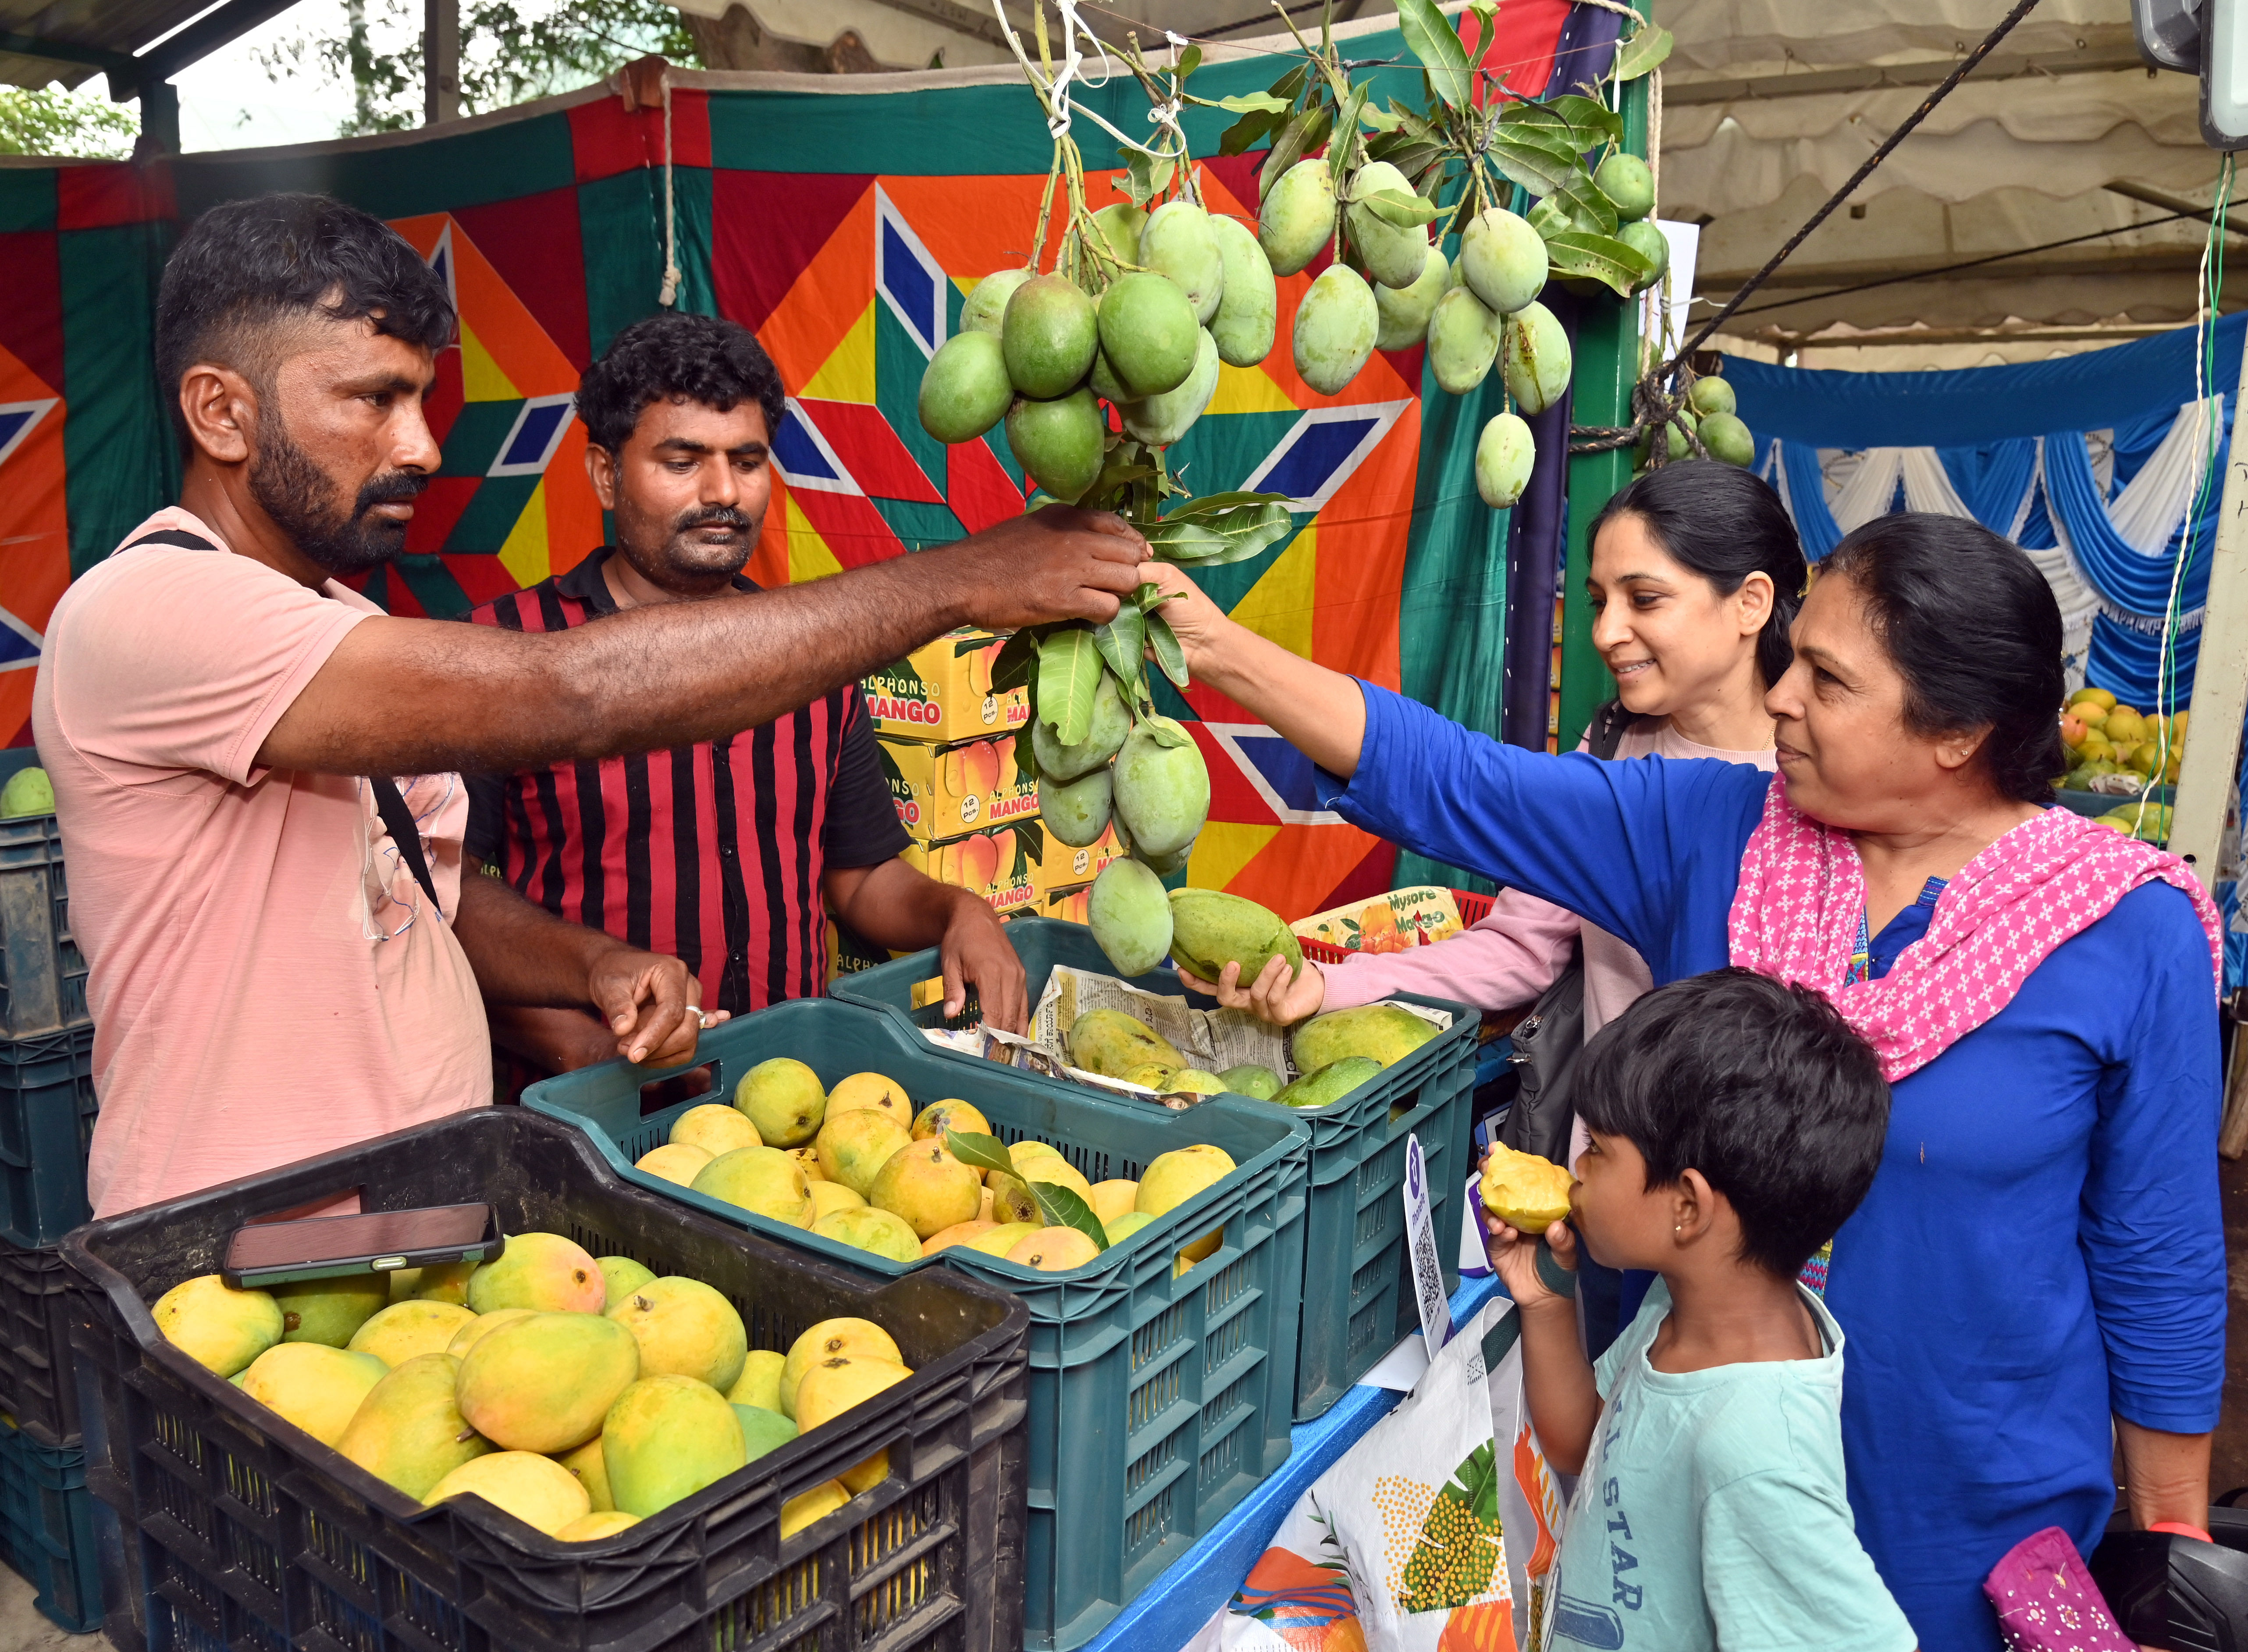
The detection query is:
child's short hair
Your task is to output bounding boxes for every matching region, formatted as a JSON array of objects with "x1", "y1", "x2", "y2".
[{"x1": 1573, "y1": 968, "x2": 1890, "y2": 1277}]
